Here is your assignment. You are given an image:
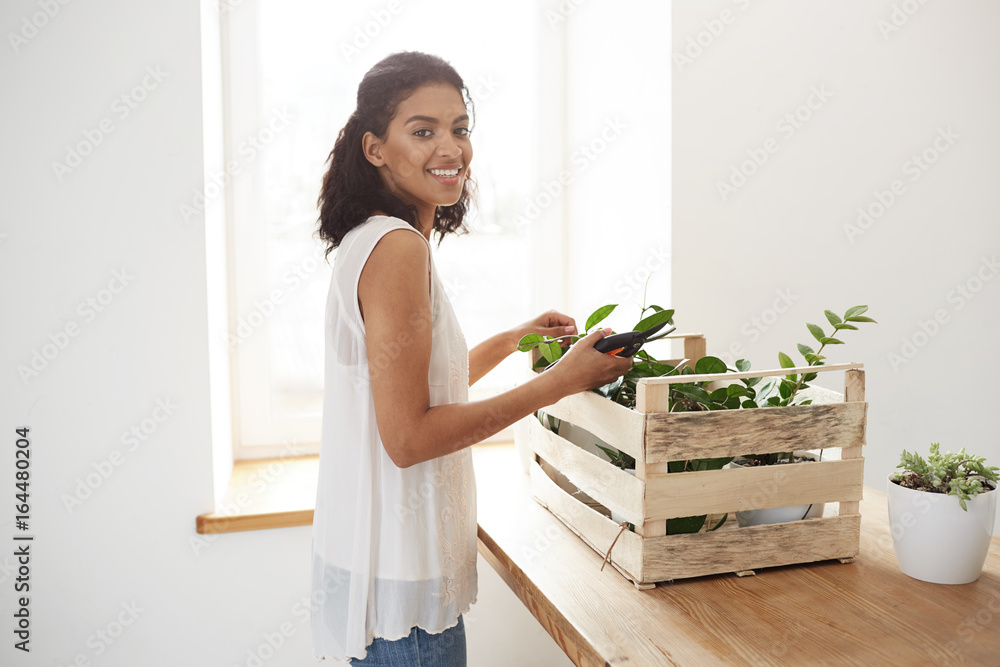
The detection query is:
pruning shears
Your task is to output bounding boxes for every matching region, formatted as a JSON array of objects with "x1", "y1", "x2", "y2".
[
  {"x1": 545, "y1": 321, "x2": 676, "y2": 370},
  {"x1": 592, "y1": 320, "x2": 675, "y2": 357}
]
